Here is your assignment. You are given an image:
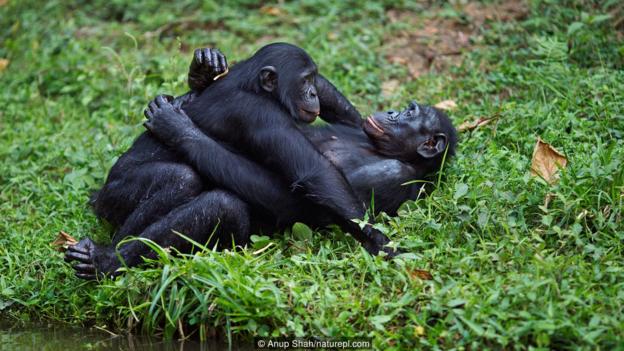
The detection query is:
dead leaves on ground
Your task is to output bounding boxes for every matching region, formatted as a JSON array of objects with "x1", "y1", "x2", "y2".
[
  {"x1": 0, "y1": 59, "x2": 9, "y2": 73},
  {"x1": 51, "y1": 231, "x2": 78, "y2": 252},
  {"x1": 408, "y1": 269, "x2": 433, "y2": 281},
  {"x1": 457, "y1": 117, "x2": 493, "y2": 132},
  {"x1": 434, "y1": 100, "x2": 458, "y2": 111},
  {"x1": 530, "y1": 137, "x2": 568, "y2": 184}
]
